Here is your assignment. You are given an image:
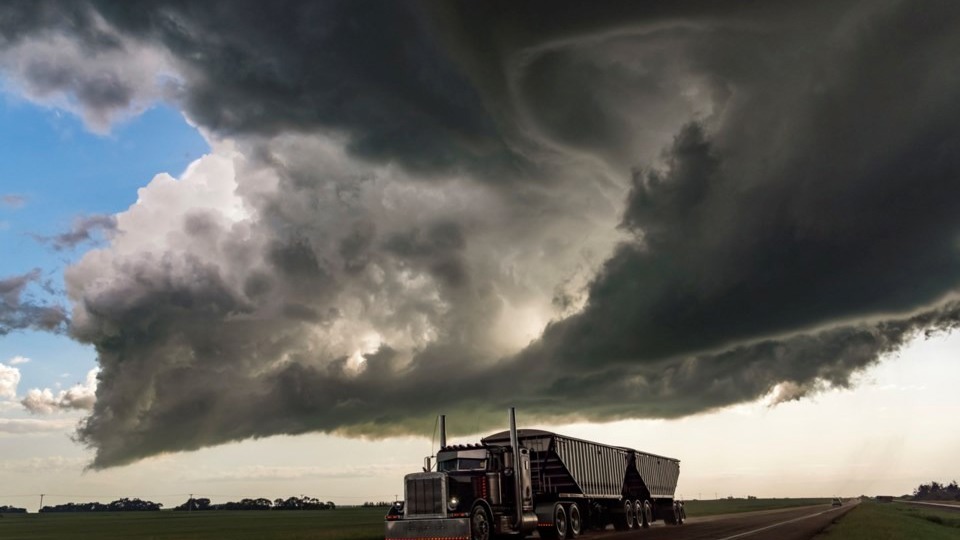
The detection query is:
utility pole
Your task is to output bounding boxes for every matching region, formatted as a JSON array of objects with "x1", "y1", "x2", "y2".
[
  {"x1": 189, "y1": 494, "x2": 193, "y2": 512},
  {"x1": 39, "y1": 494, "x2": 44, "y2": 512}
]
